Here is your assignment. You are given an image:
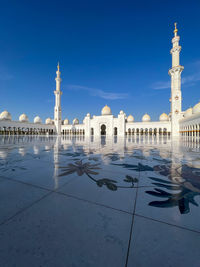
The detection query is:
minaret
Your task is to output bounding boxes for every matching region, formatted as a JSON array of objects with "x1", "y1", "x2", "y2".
[
  {"x1": 54, "y1": 62, "x2": 62, "y2": 134},
  {"x1": 168, "y1": 23, "x2": 184, "y2": 137}
]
